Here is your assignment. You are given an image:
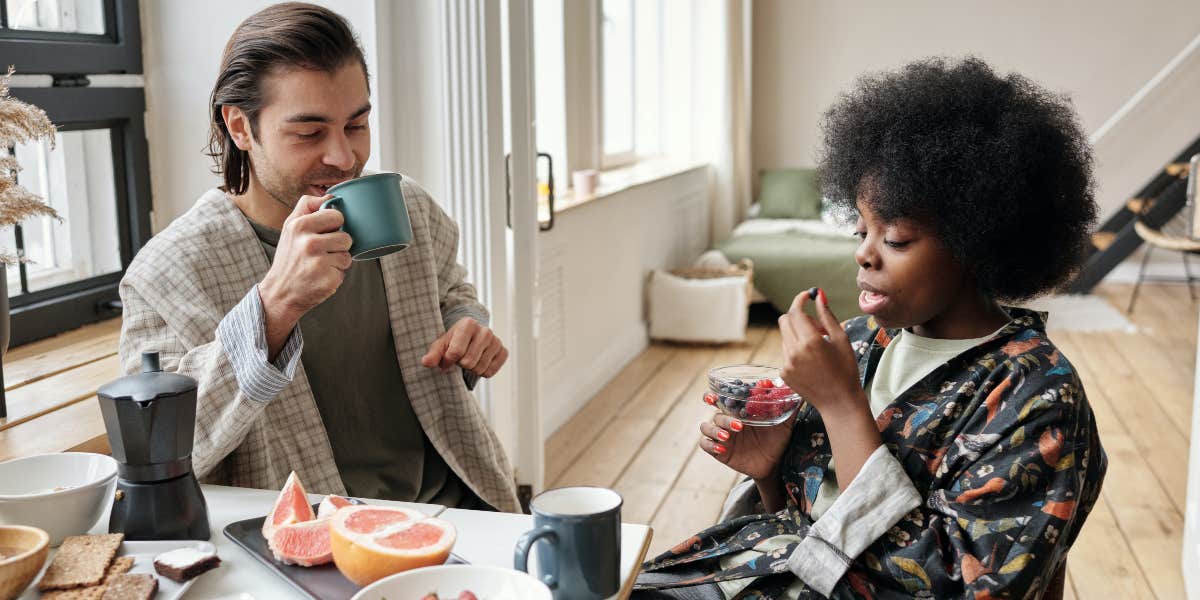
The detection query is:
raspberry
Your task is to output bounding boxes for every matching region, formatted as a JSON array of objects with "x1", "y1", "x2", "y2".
[
  {"x1": 766, "y1": 388, "x2": 795, "y2": 400},
  {"x1": 745, "y1": 400, "x2": 785, "y2": 420}
]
